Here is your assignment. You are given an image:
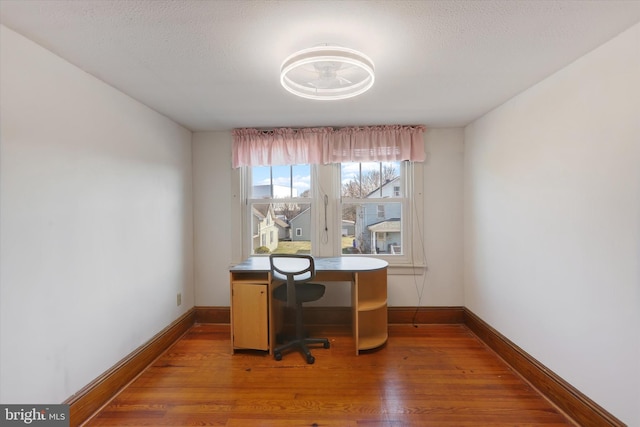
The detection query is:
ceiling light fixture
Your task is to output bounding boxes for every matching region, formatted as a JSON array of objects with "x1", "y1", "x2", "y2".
[{"x1": 280, "y1": 45, "x2": 375, "y2": 101}]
